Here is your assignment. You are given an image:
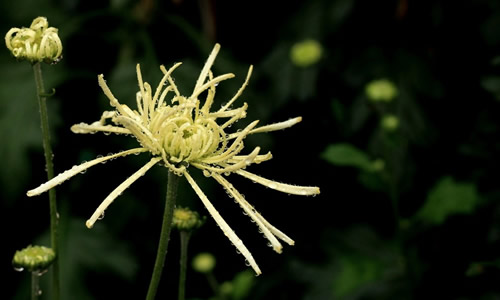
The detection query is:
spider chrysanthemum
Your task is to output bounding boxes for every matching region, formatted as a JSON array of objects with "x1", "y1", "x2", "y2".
[{"x1": 27, "y1": 44, "x2": 320, "y2": 274}]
